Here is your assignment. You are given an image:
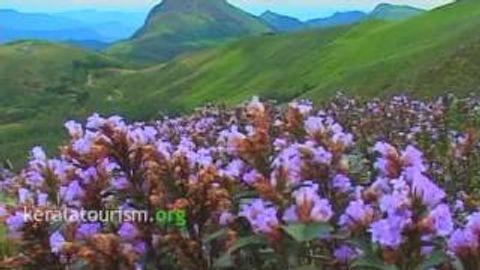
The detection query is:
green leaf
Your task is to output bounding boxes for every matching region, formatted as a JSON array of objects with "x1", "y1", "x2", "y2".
[
  {"x1": 227, "y1": 235, "x2": 267, "y2": 253},
  {"x1": 295, "y1": 265, "x2": 321, "y2": 270},
  {"x1": 282, "y1": 223, "x2": 333, "y2": 242},
  {"x1": 415, "y1": 250, "x2": 448, "y2": 270},
  {"x1": 213, "y1": 253, "x2": 234, "y2": 268},
  {"x1": 213, "y1": 235, "x2": 267, "y2": 269},
  {"x1": 351, "y1": 255, "x2": 398, "y2": 270},
  {"x1": 451, "y1": 256, "x2": 465, "y2": 270},
  {"x1": 203, "y1": 228, "x2": 228, "y2": 244}
]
